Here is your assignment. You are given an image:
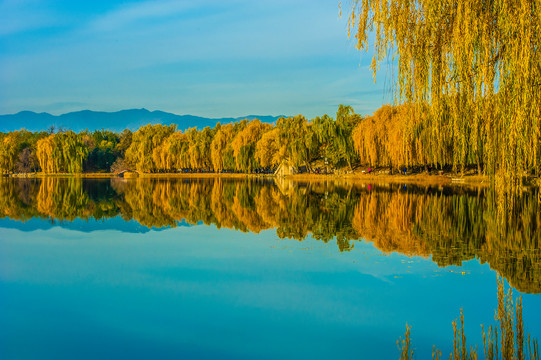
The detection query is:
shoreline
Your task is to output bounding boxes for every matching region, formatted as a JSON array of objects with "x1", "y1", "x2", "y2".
[
  {"x1": 6, "y1": 171, "x2": 539, "y2": 188},
  {"x1": 5, "y1": 171, "x2": 494, "y2": 186}
]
